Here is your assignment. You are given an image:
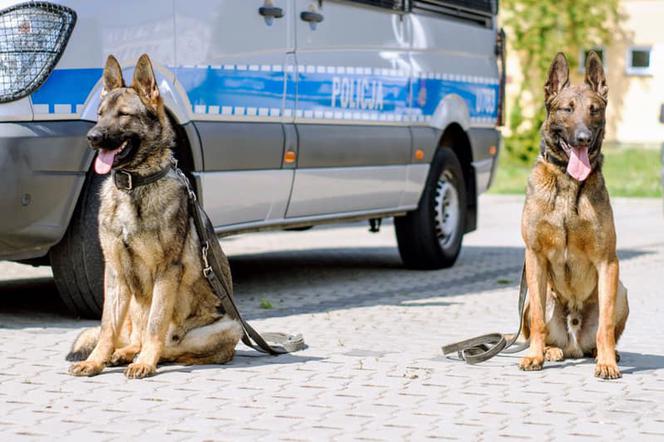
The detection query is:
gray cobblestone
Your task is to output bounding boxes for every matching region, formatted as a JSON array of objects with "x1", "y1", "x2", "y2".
[{"x1": 1, "y1": 195, "x2": 663, "y2": 440}]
